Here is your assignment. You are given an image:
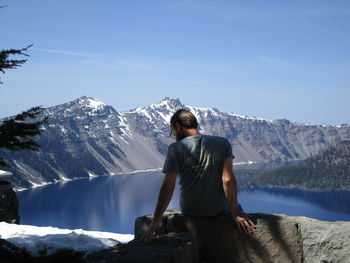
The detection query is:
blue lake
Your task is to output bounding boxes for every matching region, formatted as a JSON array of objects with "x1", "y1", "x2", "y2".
[{"x1": 17, "y1": 171, "x2": 350, "y2": 234}]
